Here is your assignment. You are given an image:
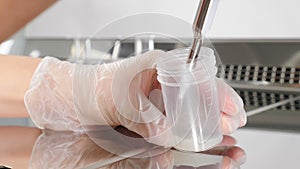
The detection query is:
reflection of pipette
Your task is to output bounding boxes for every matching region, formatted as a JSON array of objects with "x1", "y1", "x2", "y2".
[{"x1": 187, "y1": 0, "x2": 220, "y2": 68}]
